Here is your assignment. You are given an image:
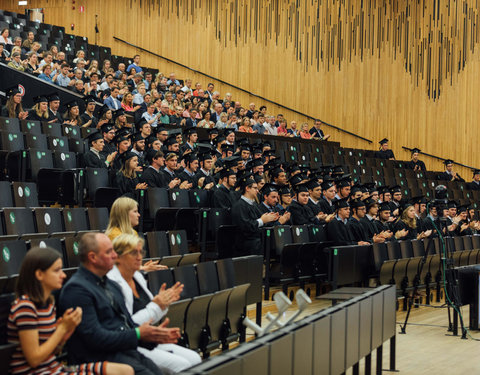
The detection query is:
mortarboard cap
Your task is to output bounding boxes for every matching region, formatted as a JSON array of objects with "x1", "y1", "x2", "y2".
[
  {"x1": 220, "y1": 167, "x2": 236, "y2": 179},
  {"x1": 85, "y1": 130, "x2": 103, "y2": 144},
  {"x1": 390, "y1": 185, "x2": 402, "y2": 194},
  {"x1": 33, "y1": 95, "x2": 48, "y2": 104},
  {"x1": 444, "y1": 159, "x2": 454, "y2": 166},
  {"x1": 473, "y1": 169, "x2": 480, "y2": 176},
  {"x1": 132, "y1": 132, "x2": 145, "y2": 143},
  {"x1": 120, "y1": 151, "x2": 137, "y2": 165},
  {"x1": 379, "y1": 138, "x2": 389, "y2": 145},
  {"x1": 5, "y1": 85, "x2": 22, "y2": 98},
  {"x1": 100, "y1": 123, "x2": 114, "y2": 134},
  {"x1": 335, "y1": 177, "x2": 351, "y2": 188},
  {"x1": 293, "y1": 181, "x2": 310, "y2": 194},
  {"x1": 334, "y1": 197, "x2": 350, "y2": 210},
  {"x1": 46, "y1": 92, "x2": 60, "y2": 102},
  {"x1": 306, "y1": 179, "x2": 321, "y2": 190},
  {"x1": 64, "y1": 100, "x2": 79, "y2": 110},
  {"x1": 321, "y1": 180, "x2": 335, "y2": 191},
  {"x1": 279, "y1": 186, "x2": 293, "y2": 196},
  {"x1": 411, "y1": 148, "x2": 421, "y2": 154},
  {"x1": 165, "y1": 134, "x2": 179, "y2": 146},
  {"x1": 113, "y1": 109, "x2": 125, "y2": 120},
  {"x1": 350, "y1": 199, "x2": 366, "y2": 209},
  {"x1": 82, "y1": 95, "x2": 97, "y2": 104},
  {"x1": 237, "y1": 172, "x2": 256, "y2": 189},
  {"x1": 379, "y1": 202, "x2": 391, "y2": 212},
  {"x1": 223, "y1": 155, "x2": 241, "y2": 169}
]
